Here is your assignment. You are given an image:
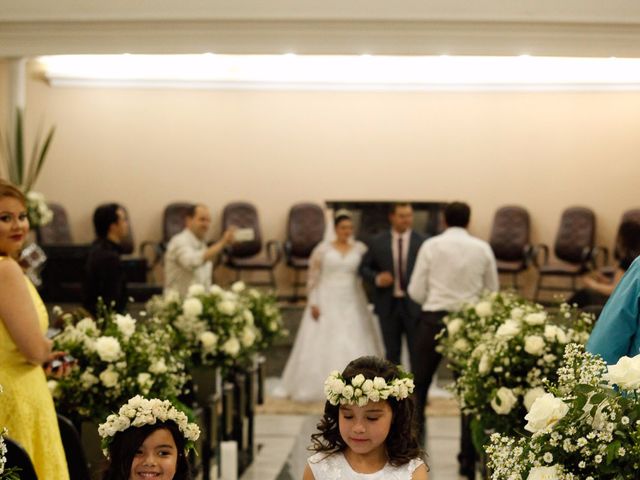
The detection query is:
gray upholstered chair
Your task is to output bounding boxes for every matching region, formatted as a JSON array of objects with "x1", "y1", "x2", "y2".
[
  {"x1": 284, "y1": 202, "x2": 326, "y2": 301},
  {"x1": 489, "y1": 205, "x2": 532, "y2": 290},
  {"x1": 533, "y1": 206, "x2": 597, "y2": 301}
]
